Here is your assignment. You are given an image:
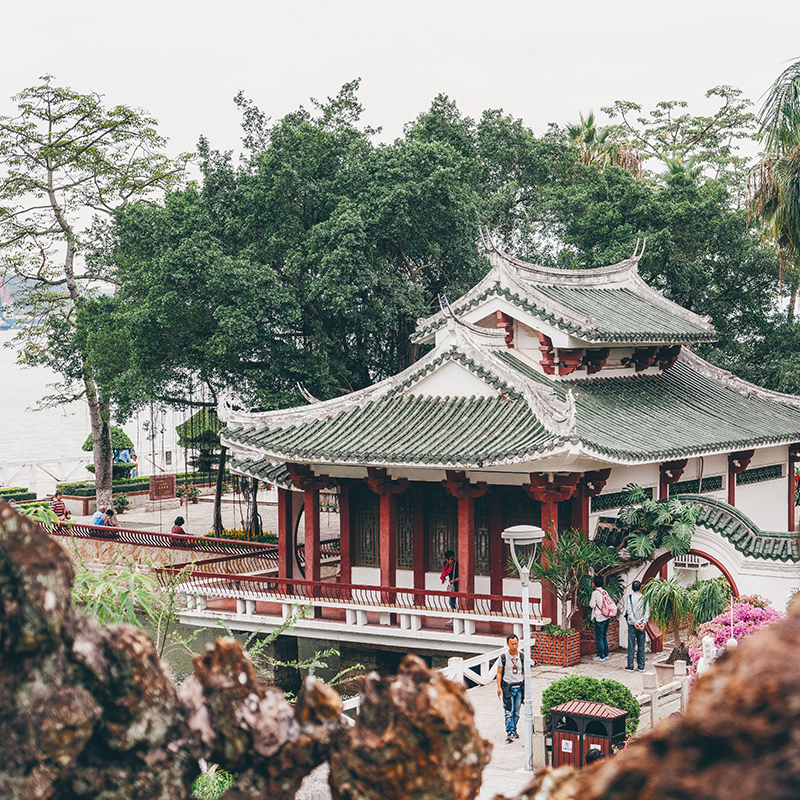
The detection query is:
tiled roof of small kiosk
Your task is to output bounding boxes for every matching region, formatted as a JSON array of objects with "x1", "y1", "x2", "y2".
[
  {"x1": 411, "y1": 244, "x2": 716, "y2": 345},
  {"x1": 220, "y1": 335, "x2": 800, "y2": 471}
]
